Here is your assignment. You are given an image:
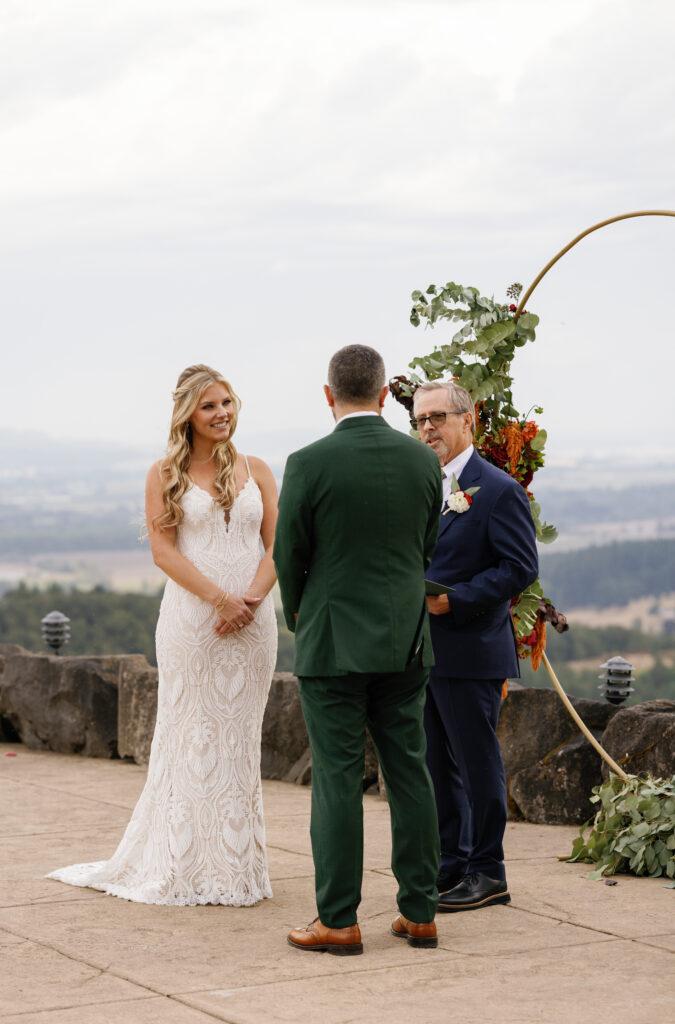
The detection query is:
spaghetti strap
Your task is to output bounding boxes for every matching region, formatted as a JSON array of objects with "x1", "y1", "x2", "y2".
[{"x1": 243, "y1": 454, "x2": 252, "y2": 479}]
